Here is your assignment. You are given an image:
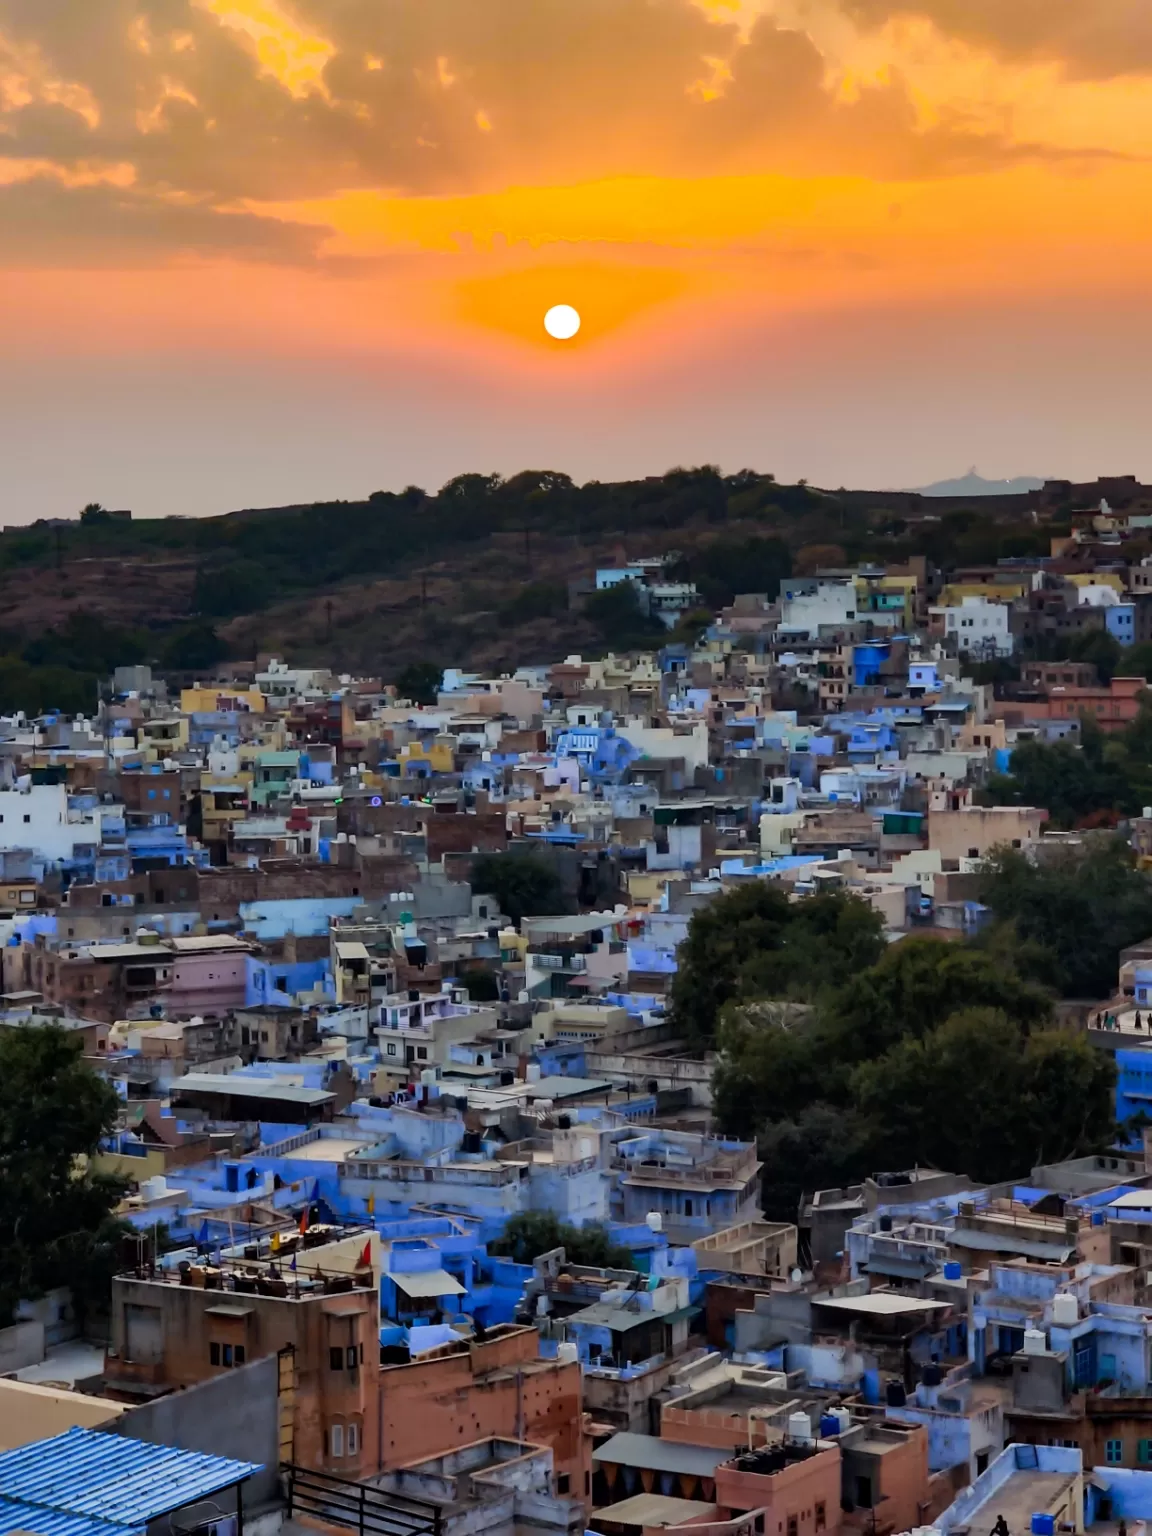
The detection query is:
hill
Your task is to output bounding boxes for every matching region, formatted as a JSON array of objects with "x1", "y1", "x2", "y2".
[
  {"x1": 0, "y1": 467, "x2": 1067, "y2": 710},
  {"x1": 913, "y1": 469, "x2": 1046, "y2": 497}
]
